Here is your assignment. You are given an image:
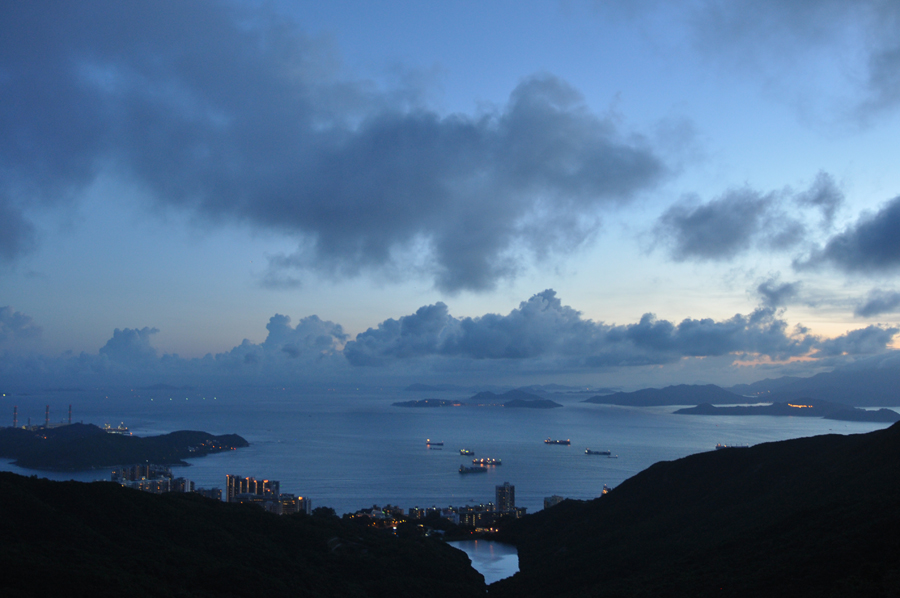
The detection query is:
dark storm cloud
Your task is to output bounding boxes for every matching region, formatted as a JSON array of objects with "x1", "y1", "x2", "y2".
[
  {"x1": 815, "y1": 325, "x2": 899, "y2": 357},
  {"x1": 800, "y1": 195, "x2": 900, "y2": 273},
  {"x1": 756, "y1": 278, "x2": 801, "y2": 309},
  {"x1": 344, "y1": 289, "x2": 817, "y2": 368},
  {"x1": 655, "y1": 188, "x2": 778, "y2": 261},
  {"x1": 854, "y1": 289, "x2": 900, "y2": 317},
  {"x1": 654, "y1": 174, "x2": 843, "y2": 262},
  {"x1": 0, "y1": 2, "x2": 665, "y2": 292},
  {"x1": 0, "y1": 306, "x2": 42, "y2": 342}
]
